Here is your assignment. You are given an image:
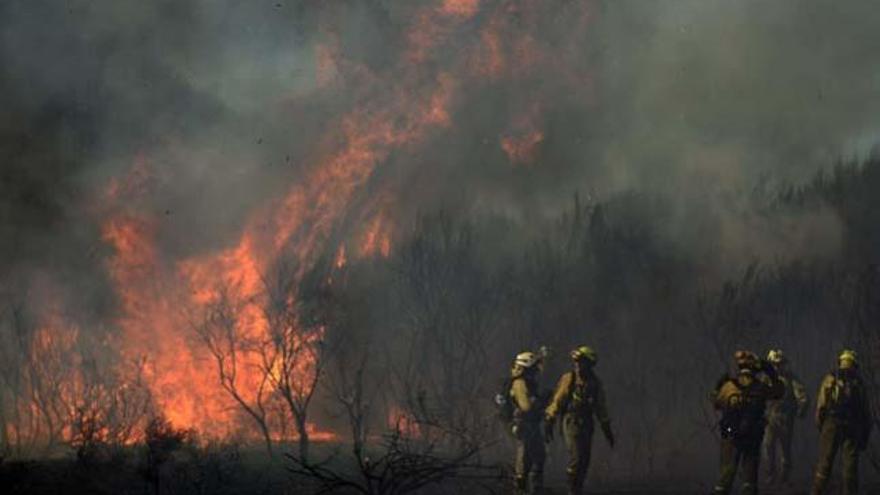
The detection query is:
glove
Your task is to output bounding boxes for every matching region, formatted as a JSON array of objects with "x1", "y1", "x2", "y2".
[
  {"x1": 729, "y1": 394, "x2": 743, "y2": 408},
  {"x1": 601, "y1": 421, "x2": 615, "y2": 448}
]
